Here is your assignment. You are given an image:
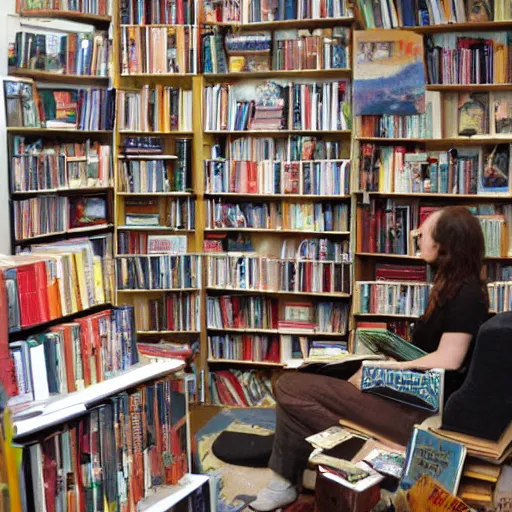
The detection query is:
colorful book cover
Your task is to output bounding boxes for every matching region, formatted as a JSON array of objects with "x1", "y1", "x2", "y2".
[{"x1": 400, "y1": 427, "x2": 467, "y2": 495}]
